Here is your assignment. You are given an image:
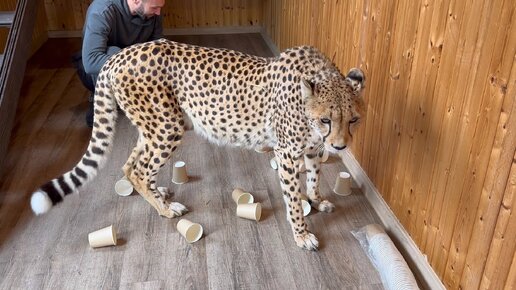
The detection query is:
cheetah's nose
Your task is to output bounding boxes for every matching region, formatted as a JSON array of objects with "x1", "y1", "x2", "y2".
[{"x1": 332, "y1": 144, "x2": 347, "y2": 151}]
